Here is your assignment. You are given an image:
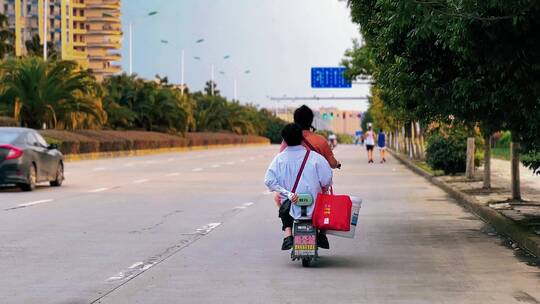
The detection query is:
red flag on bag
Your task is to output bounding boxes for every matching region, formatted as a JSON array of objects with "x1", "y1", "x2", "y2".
[{"x1": 312, "y1": 188, "x2": 352, "y2": 231}]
